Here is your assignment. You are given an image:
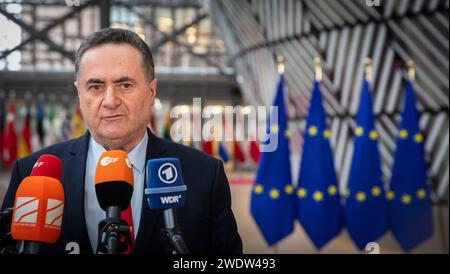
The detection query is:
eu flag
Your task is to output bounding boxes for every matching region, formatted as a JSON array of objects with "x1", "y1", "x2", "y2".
[
  {"x1": 250, "y1": 75, "x2": 296, "y2": 246},
  {"x1": 344, "y1": 79, "x2": 388, "y2": 250},
  {"x1": 297, "y1": 81, "x2": 343, "y2": 249},
  {"x1": 389, "y1": 81, "x2": 433, "y2": 252}
]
